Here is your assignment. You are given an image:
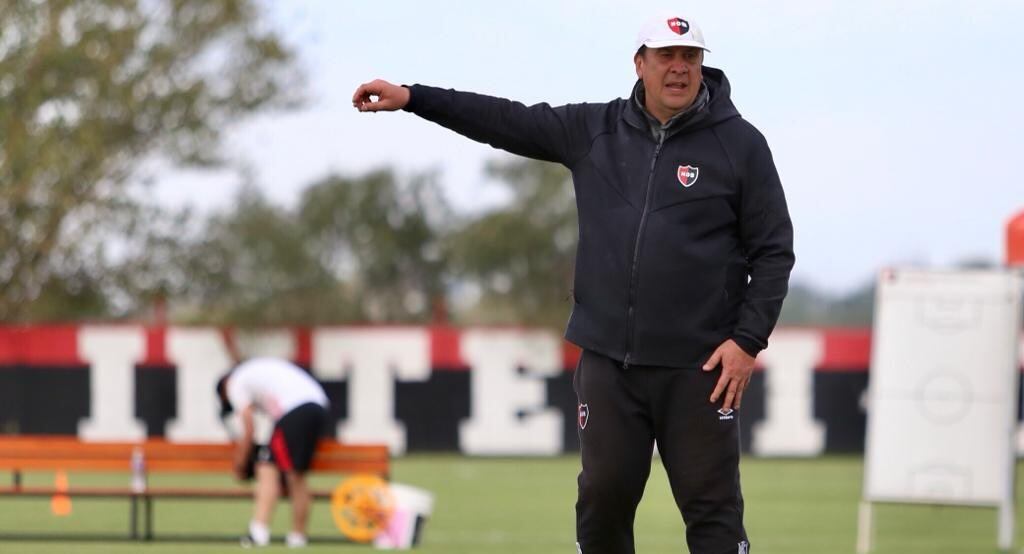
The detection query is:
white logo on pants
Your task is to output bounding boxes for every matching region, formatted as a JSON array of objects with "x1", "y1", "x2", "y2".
[{"x1": 738, "y1": 539, "x2": 749, "y2": 554}]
